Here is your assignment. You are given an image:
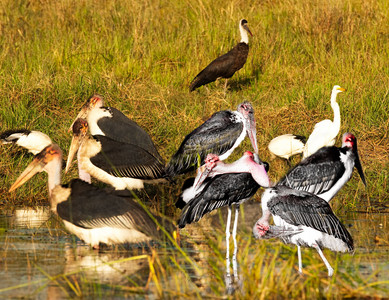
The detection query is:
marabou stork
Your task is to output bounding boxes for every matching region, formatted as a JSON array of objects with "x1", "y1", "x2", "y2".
[
  {"x1": 178, "y1": 151, "x2": 270, "y2": 280},
  {"x1": 1, "y1": 129, "x2": 52, "y2": 155},
  {"x1": 9, "y1": 144, "x2": 172, "y2": 249},
  {"x1": 176, "y1": 151, "x2": 269, "y2": 208},
  {"x1": 67, "y1": 95, "x2": 167, "y2": 190},
  {"x1": 189, "y1": 19, "x2": 252, "y2": 92},
  {"x1": 166, "y1": 101, "x2": 258, "y2": 177},
  {"x1": 276, "y1": 132, "x2": 365, "y2": 271},
  {"x1": 268, "y1": 85, "x2": 345, "y2": 161},
  {"x1": 278, "y1": 132, "x2": 366, "y2": 201},
  {"x1": 253, "y1": 185, "x2": 354, "y2": 277}
]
